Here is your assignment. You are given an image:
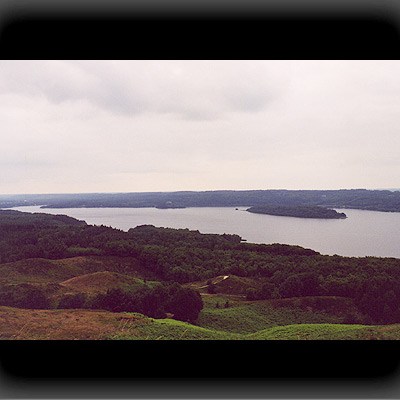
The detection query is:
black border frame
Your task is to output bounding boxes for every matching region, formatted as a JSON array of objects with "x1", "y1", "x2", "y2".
[{"x1": 1, "y1": 2, "x2": 400, "y2": 397}]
